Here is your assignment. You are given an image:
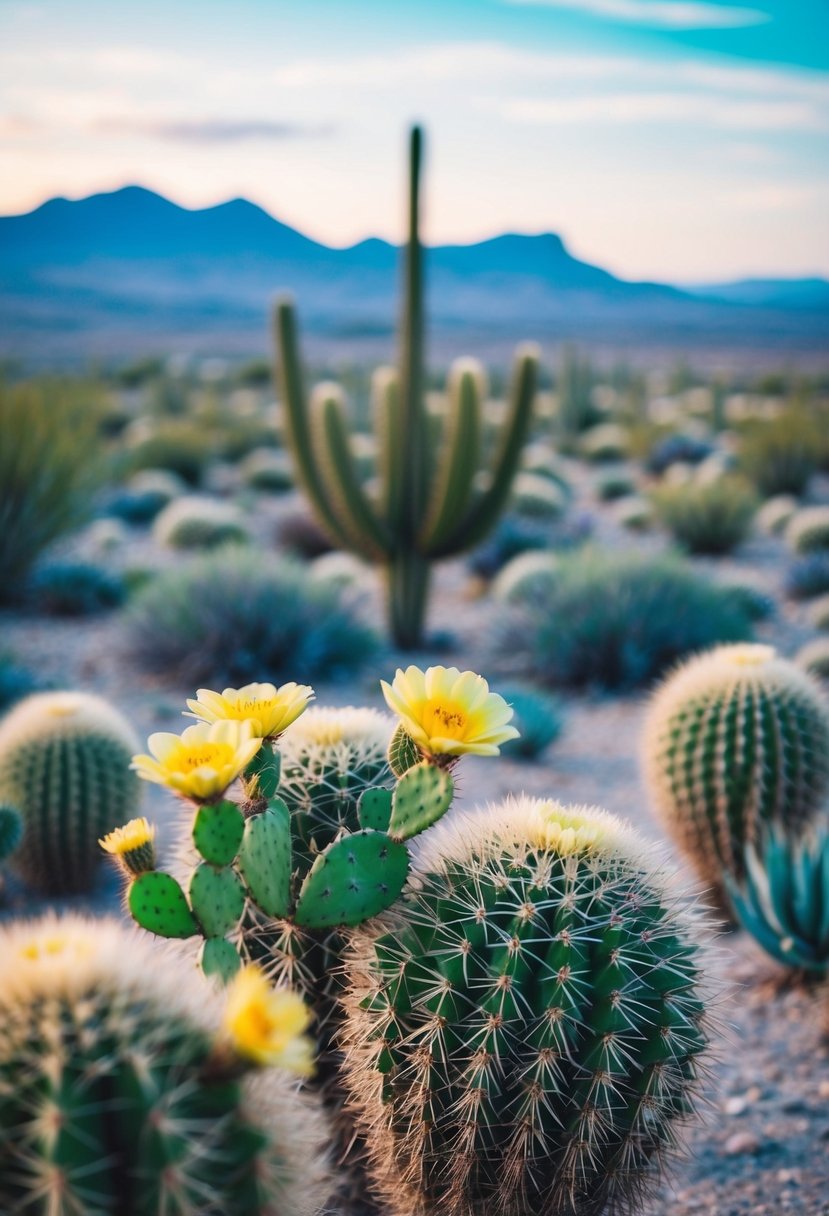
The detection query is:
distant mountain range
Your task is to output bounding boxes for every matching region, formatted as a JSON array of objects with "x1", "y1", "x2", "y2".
[{"x1": 1, "y1": 185, "x2": 827, "y2": 364}]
